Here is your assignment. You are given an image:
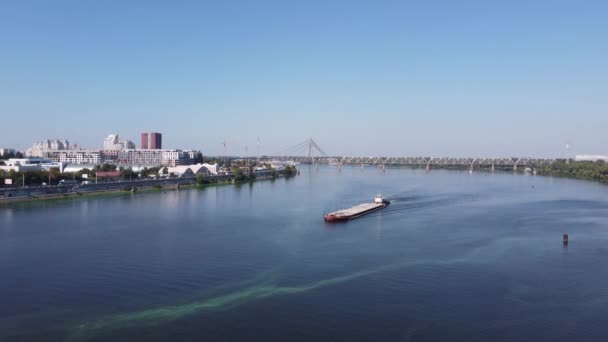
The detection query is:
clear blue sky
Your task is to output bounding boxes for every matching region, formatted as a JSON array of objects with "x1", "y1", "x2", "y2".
[{"x1": 1, "y1": 0, "x2": 606, "y2": 157}]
